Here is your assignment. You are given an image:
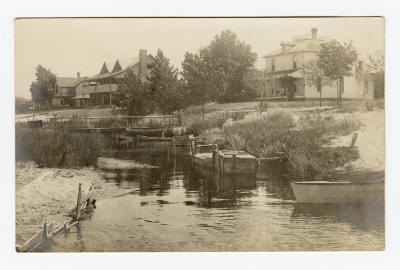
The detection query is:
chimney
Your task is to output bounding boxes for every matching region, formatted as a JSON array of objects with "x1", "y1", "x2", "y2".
[
  {"x1": 77, "y1": 72, "x2": 80, "y2": 79},
  {"x1": 311, "y1": 28, "x2": 318, "y2": 40},
  {"x1": 139, "y1": 49, "x2": 147, "y2": 77}
]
